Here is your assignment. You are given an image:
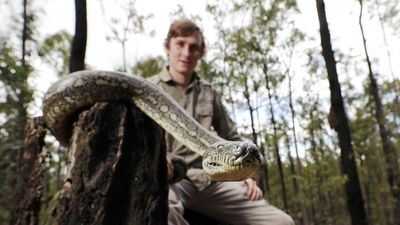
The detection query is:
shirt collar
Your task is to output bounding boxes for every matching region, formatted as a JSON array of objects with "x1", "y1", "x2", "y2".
[{"x1": 159, "y1": 66, "x2": 200, "y2": 86}]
